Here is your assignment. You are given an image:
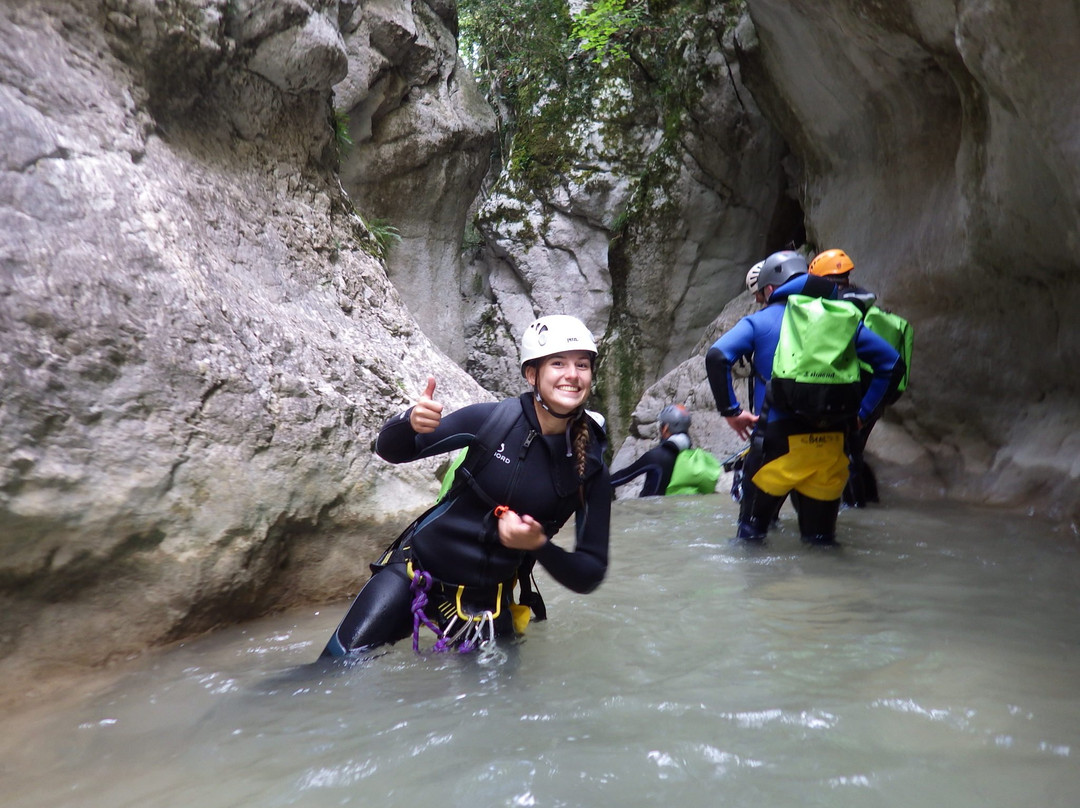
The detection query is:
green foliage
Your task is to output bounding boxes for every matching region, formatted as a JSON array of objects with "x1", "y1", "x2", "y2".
[
  {"x1": 458, "y1": 0, "x2": 747, "y2": 436},
  {"x1": 459, "y1": 0, "x2": 745, "y2": 200},
  {"x1": 462, "y1": 221, "x2": 485, "y2": 252},
  {"x1": 365, "y1": 217, "x2": 402, "y2": 258},
  {"x1": 609, "y1": 205, "x2": 631, "y2": 236},
  {"x1": 332, "y1": 107, "x2": 353, "y2": 156},
  {"x1": 459, "y1": 0, "x2": 588, "y2": 191},
  {"x1": 347, "y1": 207, "x2": 401, "y2": 260},
  {"x1": 572, "y1": 0, "x2": 645, "y2": 65}
]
